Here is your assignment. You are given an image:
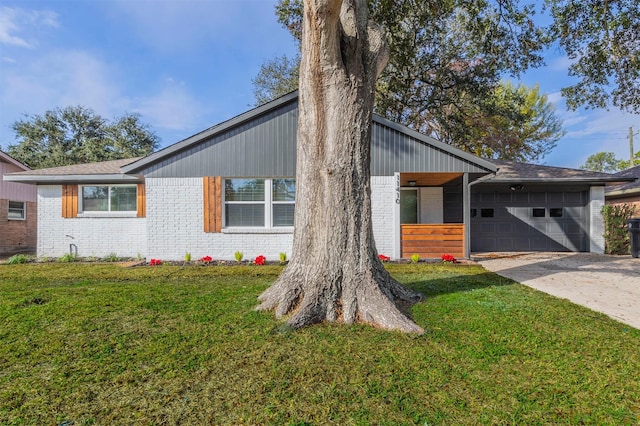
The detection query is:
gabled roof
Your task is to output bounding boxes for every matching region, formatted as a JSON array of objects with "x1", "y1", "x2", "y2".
[
  {"x1": 488, "y1": 160, "x2": 635, "y2": 185},
  {"x1": 606, "y1": 165, "x2": 640, "y2": 197},
  {"x1": 3, "y1": 157, "x2": 142, "y2": 184},
  {"x1": 121, "y1": 92, "x2": 300, "y2": 174},
  {"x1": 0, "y1": 150, "x2": 31, "y2": 171},
  {"x1": 122, "y1": 91, "x2": 497, "y2": 175}
]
